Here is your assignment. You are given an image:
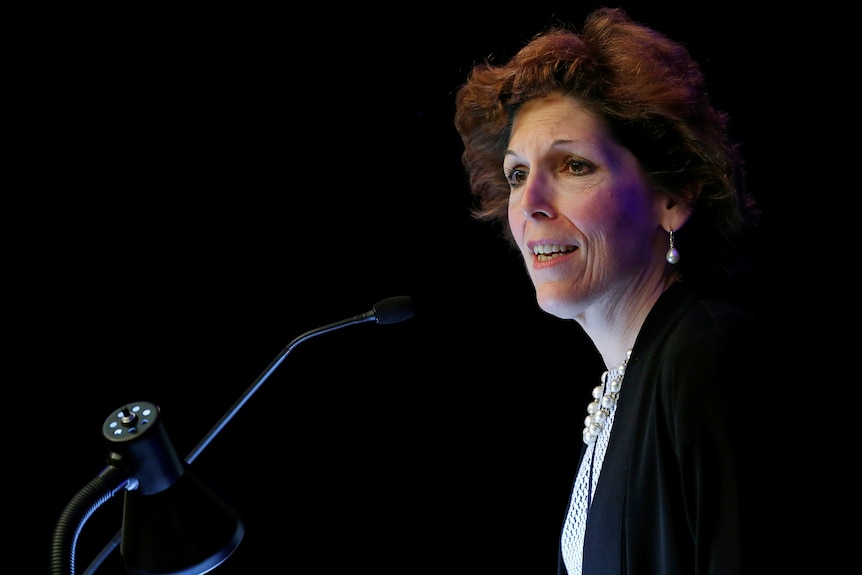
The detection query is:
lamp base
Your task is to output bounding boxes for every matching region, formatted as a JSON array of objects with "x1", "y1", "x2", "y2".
[{"x1": 121, "y1": 468, "x2": 244, "y2": 575}]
